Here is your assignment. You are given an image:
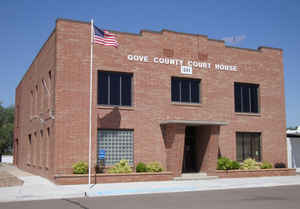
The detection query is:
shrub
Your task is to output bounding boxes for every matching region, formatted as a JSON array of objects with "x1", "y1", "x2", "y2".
[
  {"x1": 241, "y1": 158, "x2": 259, "y2": 170},
  {"x1": 274, "y1": 162, "x2": 286, "y2": 168},
  {"x1": 146, "y1": 162, "x2": 163, "y2": 172},
  {"x1": 217, "y1": 157, "x2": 232, "y2": 170},
  {"x1": 136, "y1": 162, "x2": 147, "y2": 172},
  {"x1": 217, "y1": 157, "x2": 241, "y2": 170},
  {"x1": 231, "y1": 160, "x2": 241, "y2": 170},
  {"x1": 108, "y1": 159, "x2": 132, "y2": 173},
  {"x1": 72, "y1": 161, "x2": 88, "y2": 174},
  {"x1": 260, "y1": 161, "x2": 272, "y2": 169}
]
